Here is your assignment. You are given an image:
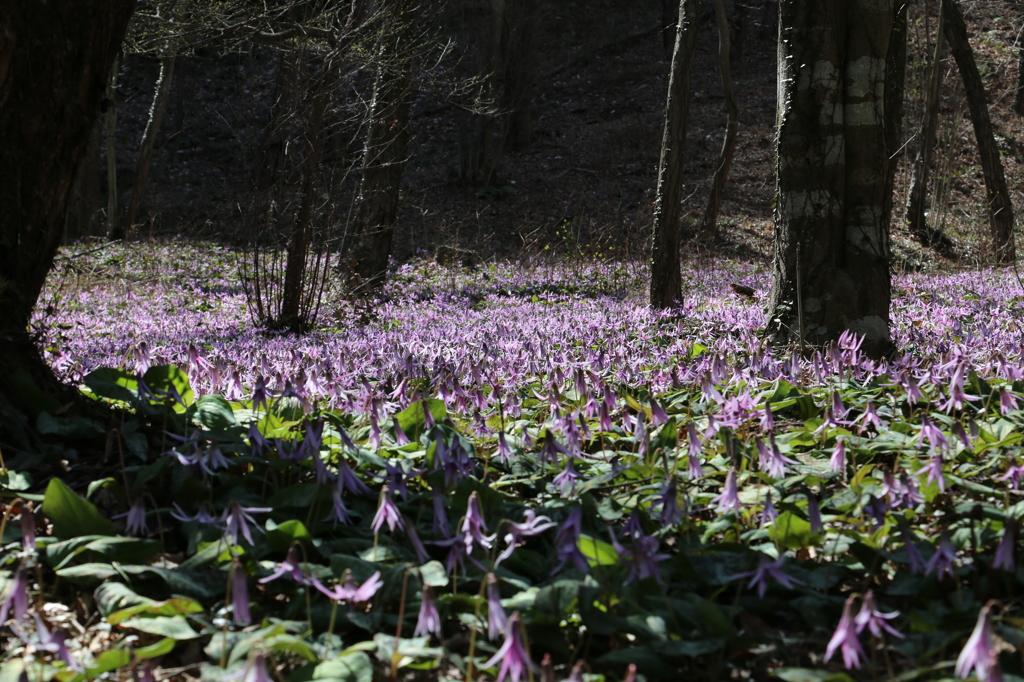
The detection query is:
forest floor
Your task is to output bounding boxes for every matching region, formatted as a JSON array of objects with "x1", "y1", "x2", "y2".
[{"x1": 96, "y1": 0, "x2": 1024, "y2": 272}]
